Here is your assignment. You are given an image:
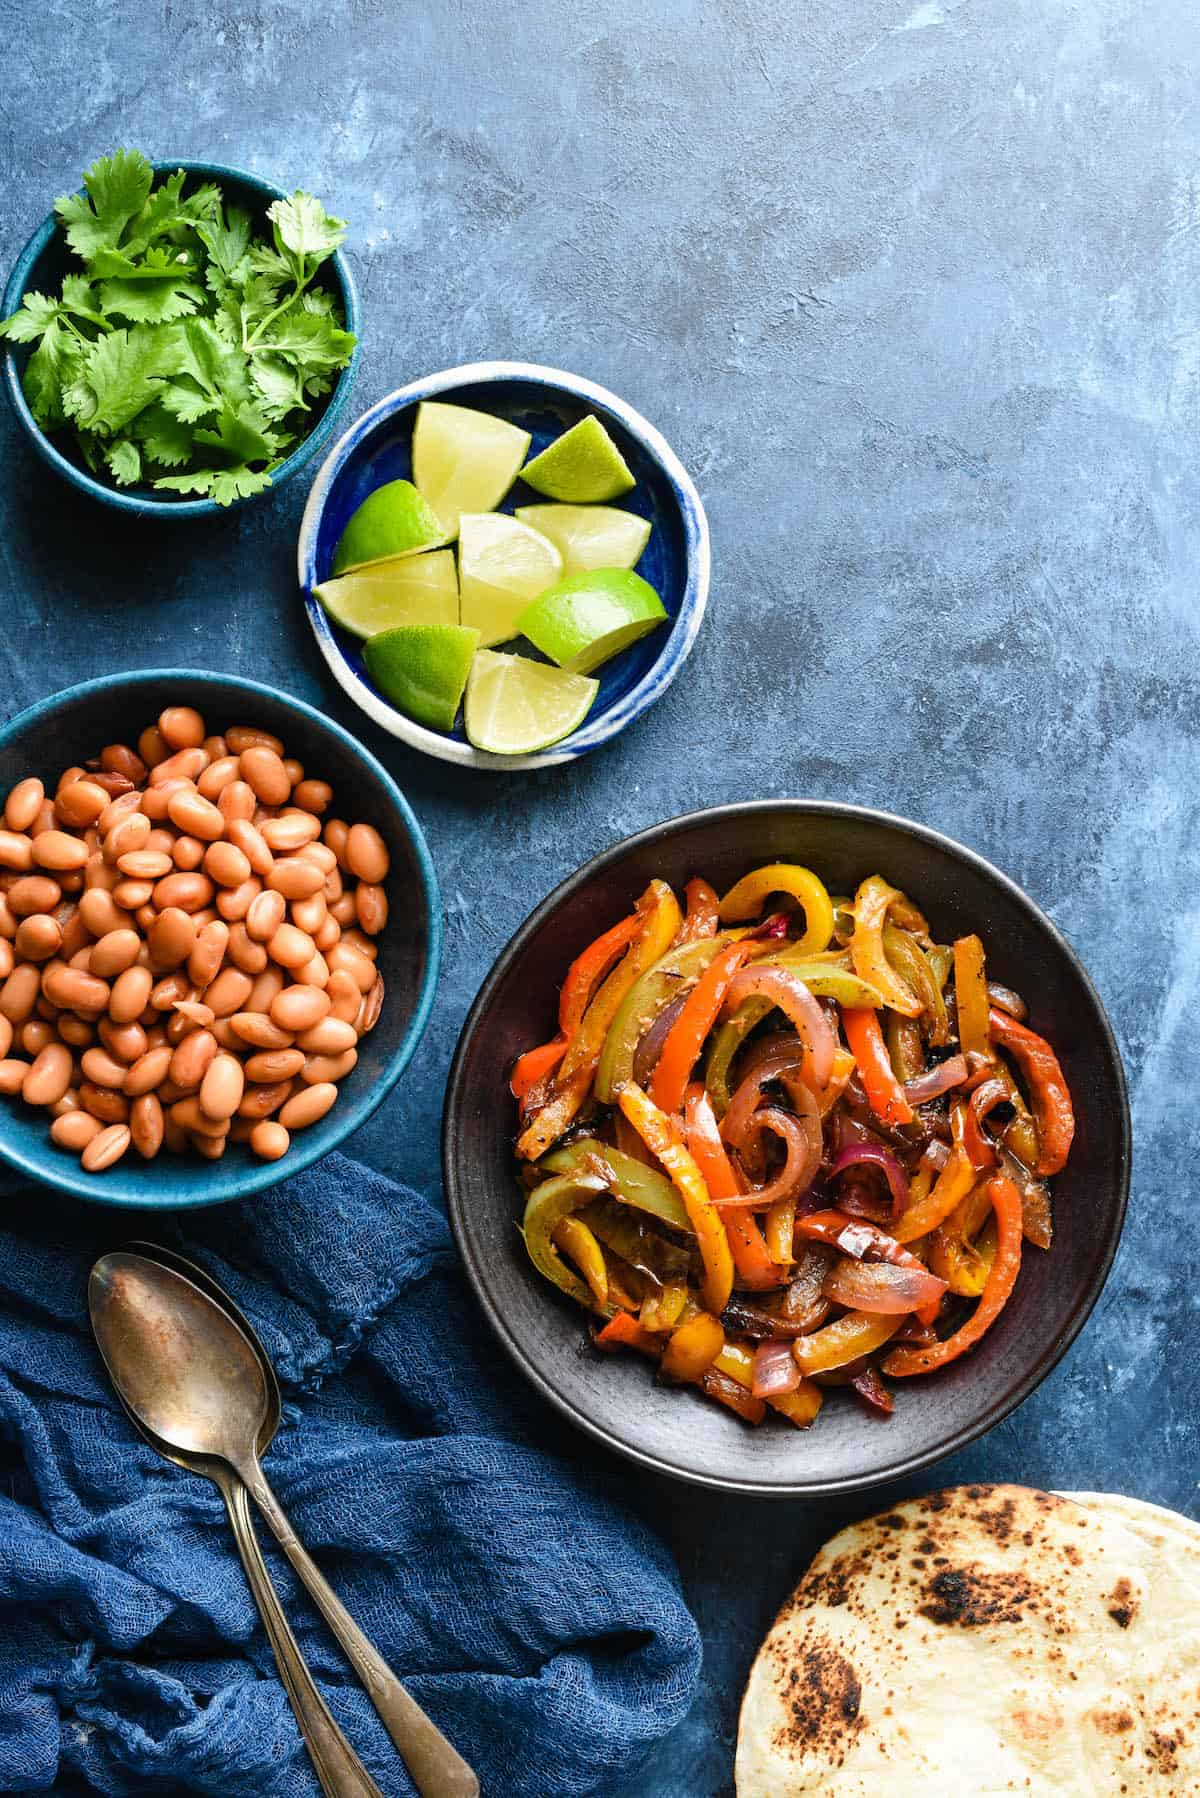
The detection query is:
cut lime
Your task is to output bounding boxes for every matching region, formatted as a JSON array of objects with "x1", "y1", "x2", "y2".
[
  {"x1": 519, "y1": 415, "x2": 636, "y2": 503},
  {"x1": 331, "y1": 480, "x2": 446, "y2": 576},
  {"x1": 516, "y1": 568, "x2": 667, "y2": 674},
  {"x1": 364, "y1": 624, "x2": 480, "y2": 732},
  {"x1": 464, "y1": 649, "x2": 598, "y2": 755},
  {"x1": 514, "y1": 505, "x2": 651, "y2": 577},
  {"x1": 458, "y1": 512, "x2": 563, "y2": 648},
  {"x1": 314, "y1": 549, "x2": 459, "y2": 639},
  {"x1": 412, "y1": 401, "x2": 531, "y2": 540}
]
